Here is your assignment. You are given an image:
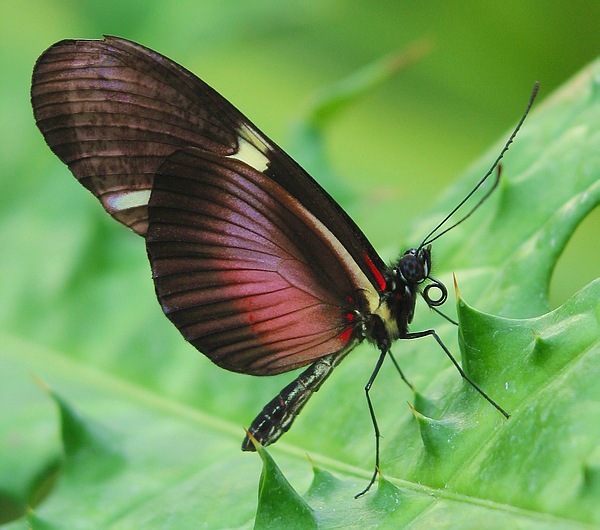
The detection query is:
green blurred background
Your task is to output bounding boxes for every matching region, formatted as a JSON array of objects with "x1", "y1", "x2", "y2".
[{"x1": 0, "y1": 1, "x2": 598, "y2": 521}]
